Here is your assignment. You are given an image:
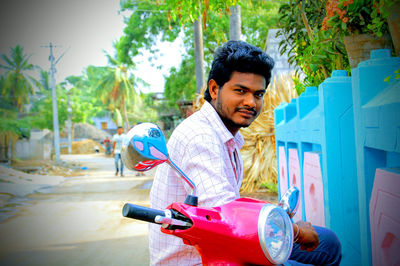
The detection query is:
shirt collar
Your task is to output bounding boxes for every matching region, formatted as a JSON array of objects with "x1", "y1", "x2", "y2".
[{"x1": 200, "y1": 101, "x2": 245, "y2": 149}]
